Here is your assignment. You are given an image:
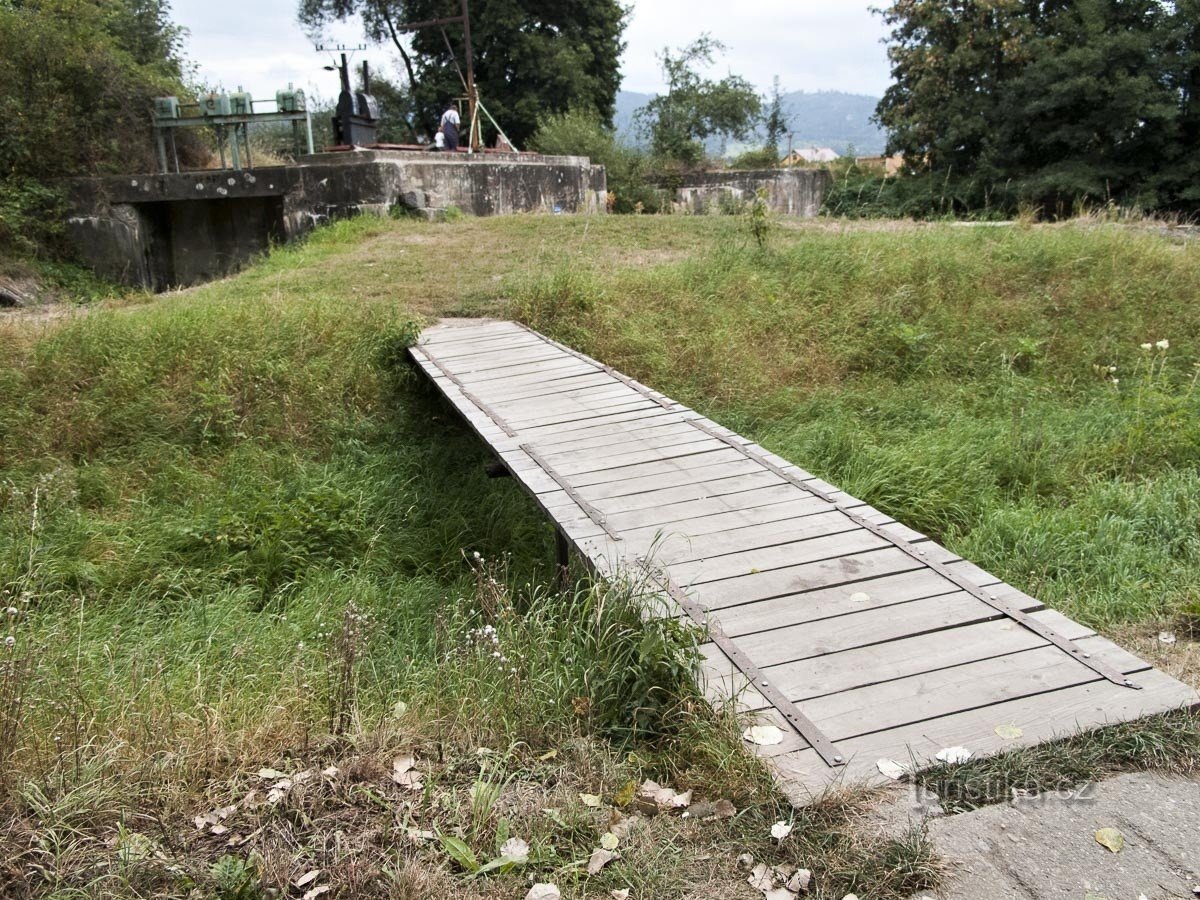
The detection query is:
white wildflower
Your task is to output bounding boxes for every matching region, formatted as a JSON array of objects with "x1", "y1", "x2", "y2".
[
  {"x1": 1156, "y1": 339, "x2": 1170, "y2": 350},
  {"x1": 1140, "y1": 343, "x2": 1153, "y2": 351},
  {"x1": 4, "y1": 636, "x2": 13, "y2": 649}
]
